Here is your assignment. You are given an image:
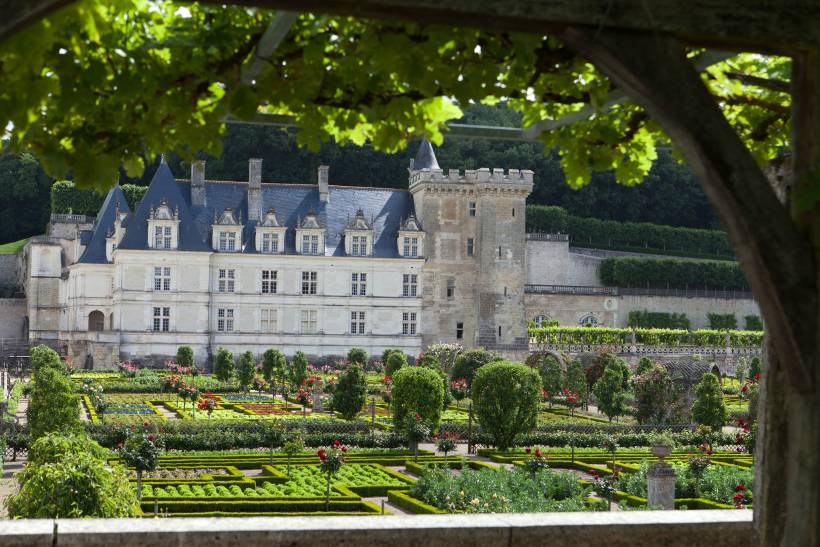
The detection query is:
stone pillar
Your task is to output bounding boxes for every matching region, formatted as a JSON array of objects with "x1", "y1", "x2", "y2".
[{"x1": 647, "y1": 459, "x2": 676, "y2": 509}]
